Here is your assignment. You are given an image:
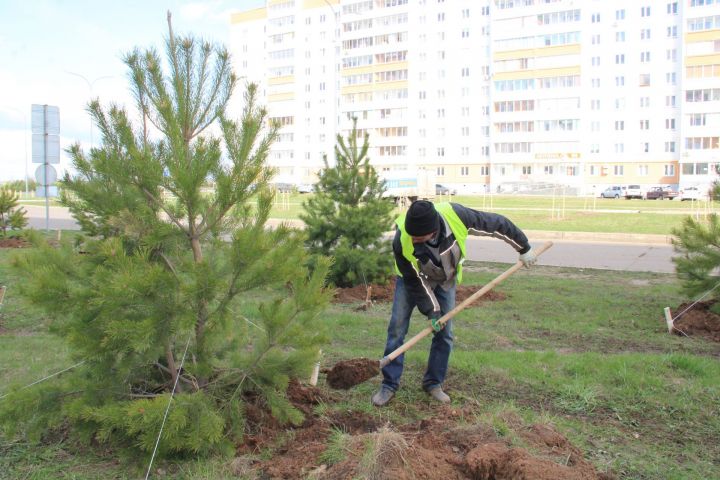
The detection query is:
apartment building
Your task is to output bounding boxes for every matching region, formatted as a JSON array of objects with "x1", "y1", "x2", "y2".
[
  {"x1": 231, "y1": 0, "x2": 720, "y2": 194},
  {"x1": 682, "y1": 0, "x2": 720, "y2": 189}
]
